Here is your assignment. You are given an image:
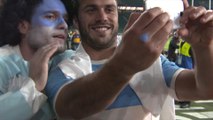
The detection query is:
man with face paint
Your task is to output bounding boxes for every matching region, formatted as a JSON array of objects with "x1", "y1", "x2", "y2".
[{"x1": 0, "y1": 0, "x2": 74, "y2": 119}]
